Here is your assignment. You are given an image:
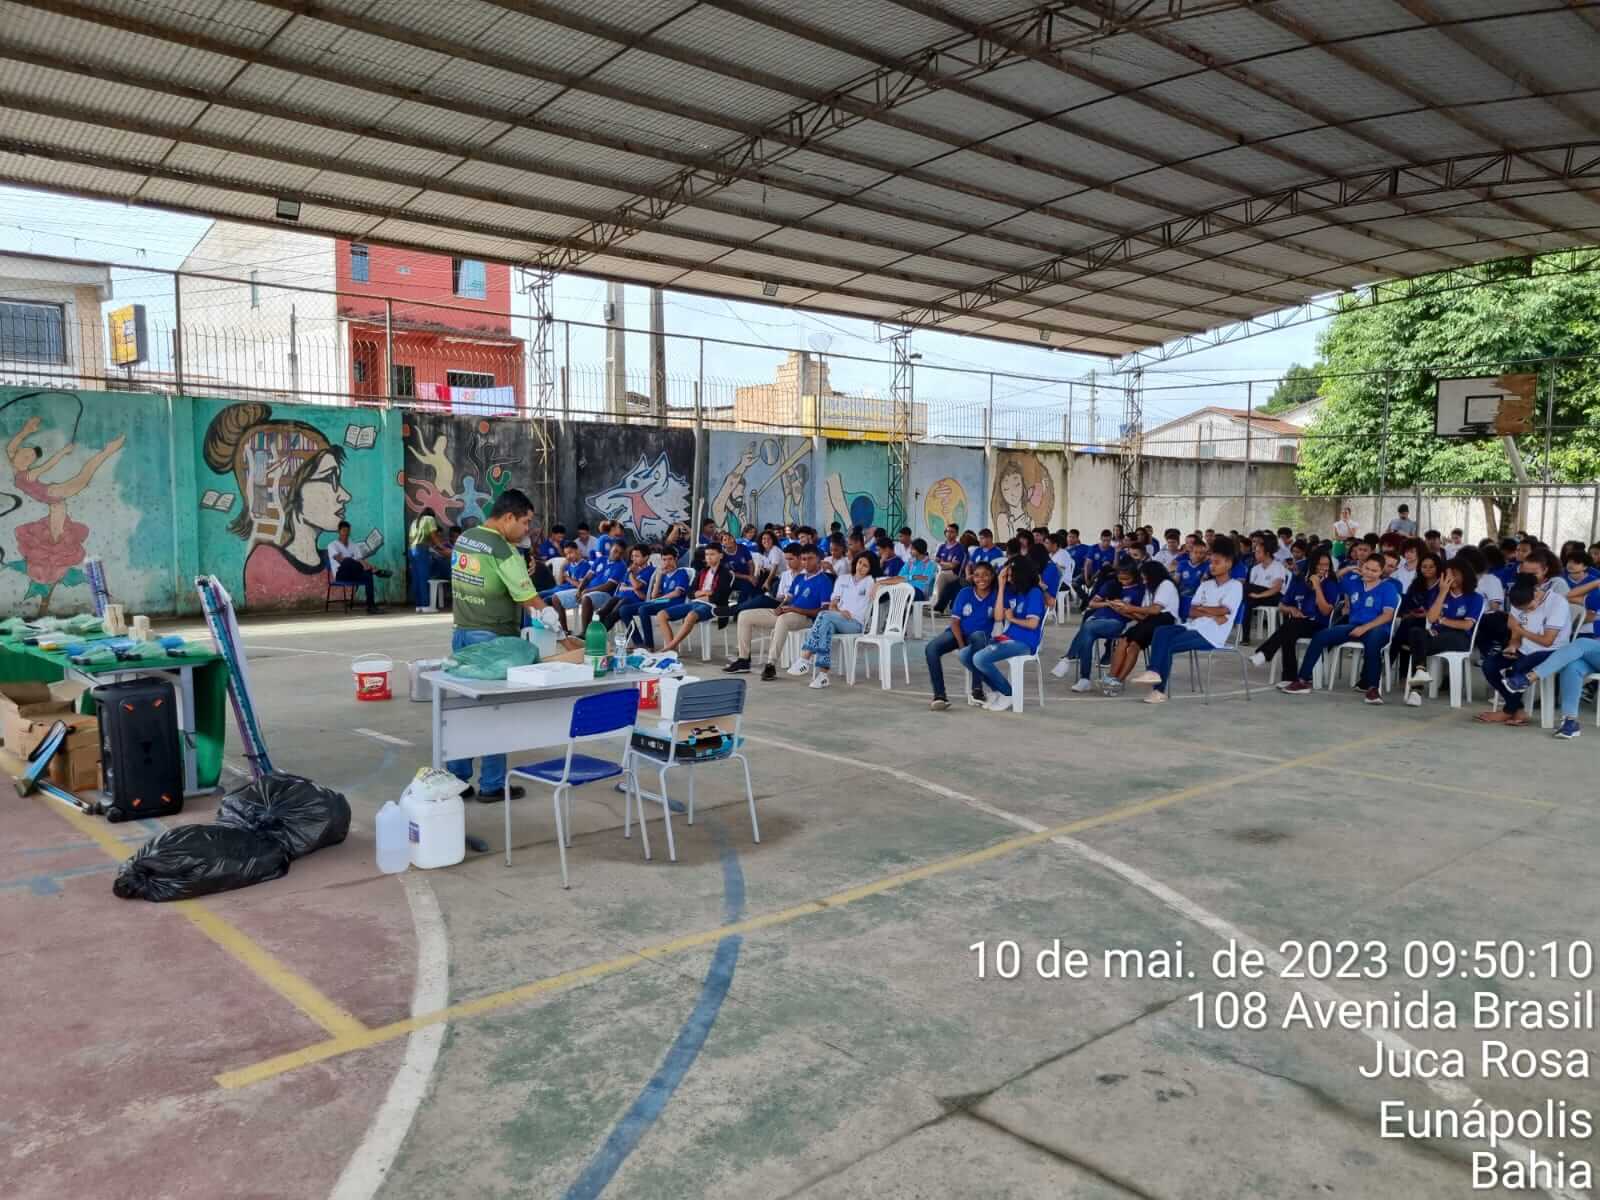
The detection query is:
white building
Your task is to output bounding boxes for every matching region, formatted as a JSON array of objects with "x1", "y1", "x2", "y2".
[
  {"x1": 0, "y1": 254, "x2": 113, "y2": 391},
  {"x1": 1142, "y1": 405, "x2": 1308, "y2": 464}
]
